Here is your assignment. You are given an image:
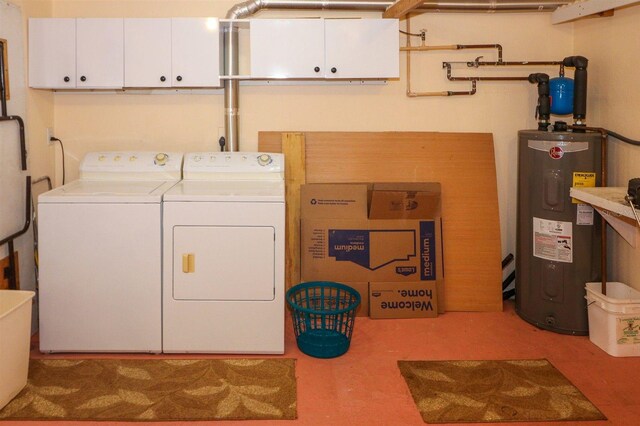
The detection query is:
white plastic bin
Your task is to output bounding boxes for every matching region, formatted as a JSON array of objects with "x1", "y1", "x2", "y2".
[
  {"x1": 0, "y1": 290, "x2": 35, "y2": 409},
  {"x1": 585, "y1": 282, "x2": 640, "y2": 357}
]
